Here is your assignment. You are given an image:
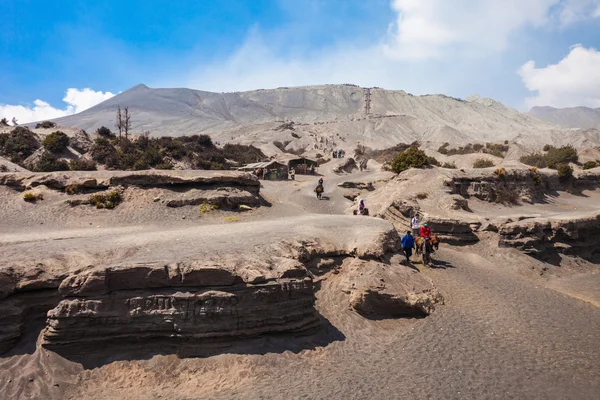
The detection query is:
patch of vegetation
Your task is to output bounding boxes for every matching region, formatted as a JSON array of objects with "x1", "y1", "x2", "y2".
[
  {"x1": 357, "y1": 143, "x2": 411, "y2": 164},
  {"x1": 155, "y1": 161, "x2": 174, "y2": 170},
  {"x1": 582, "y1": 160, "x2": 599, "y2": 170},
  {"x1": 0, "y1": 118, "x2": 9, "y2": 126},
  {"x1": 88, "y1": 191, "x2": 122, "y2": 209},
  {"x1": 42, "y1": 131, "x2": 70, "y2": 153},
  {"x1": 494, "y1": 167, "x2": 506, "y2": 180},
  {"x1": 441, "y1": 162, "x2": 457, "y2": 169},
  {"x1": 529, "y1": 167, "x2": 543, "y2": 186},
  {"x1": 0, "y1": 165, "x2": 8, "y2": 172},
  {"x1": 23, "y1": 192, "x2": 43, "y2": 202},
  {"x1": 438, "y1": 142, "x2": 508, "y2": 158},
  {"x1": 90, "y1": 134, "x2": 266, "y2": 171},
  {"x1": 473, "y1": 159, "x2": 495, "y2": 168},
  {"x1": 0, "y1": 126, "x2": 40, "y2": 163},
  {"x1": 96, "y1": 126, "x2": 115, "y2": 138},
  {"x1": 224, "y1": 216, "x2": 240, "y2": 223},
  {"x1": 482, "y1": 143, "x2": 509, "y2": 158},
  {"x1": 520, "y1": 145, "x2": 578, "y2": 170},
  {"x1": 69, "y1": 158, "x2": 97, "y2": 171},
  {"x1": 35, "y1": 121, "x2": 57, "y2": 129},
  {"x1": 416, "y1": 192, "x2": 428, "y2": 200},
  {"x1": 556, "y1": 163, "x2": 573, "y2": 181},
  {"x1": 31, "y1": 151, "x2": 69, "y2": 172},
  {"x1": 519, "y1": 152, "x2": 546, "y2": 168},
  {"x1": 391, "y1": 147, "x2": 438, "y2": 173},
  {"x1": 199, "y1": 202, "x2": 218, "y2": 215},
  {"x1": 544, "y1": 145, "x2": 578, "y2": 169}
]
